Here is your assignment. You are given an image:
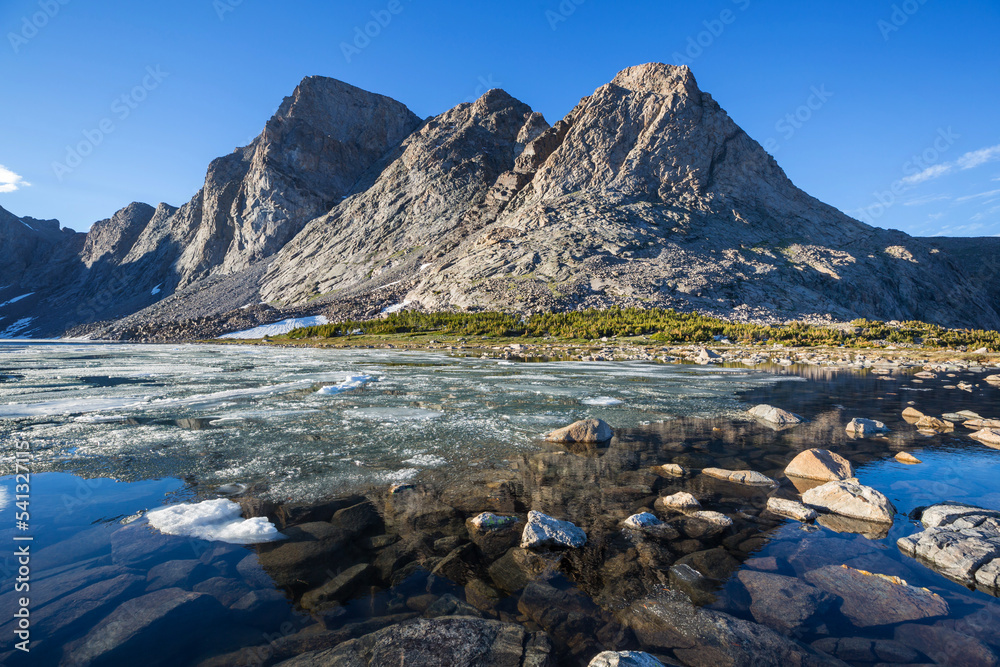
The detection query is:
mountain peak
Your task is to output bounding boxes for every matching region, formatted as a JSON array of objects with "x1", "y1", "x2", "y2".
[{"x1": 609, "y1": 62, "x2": 699, "y2": 97}]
